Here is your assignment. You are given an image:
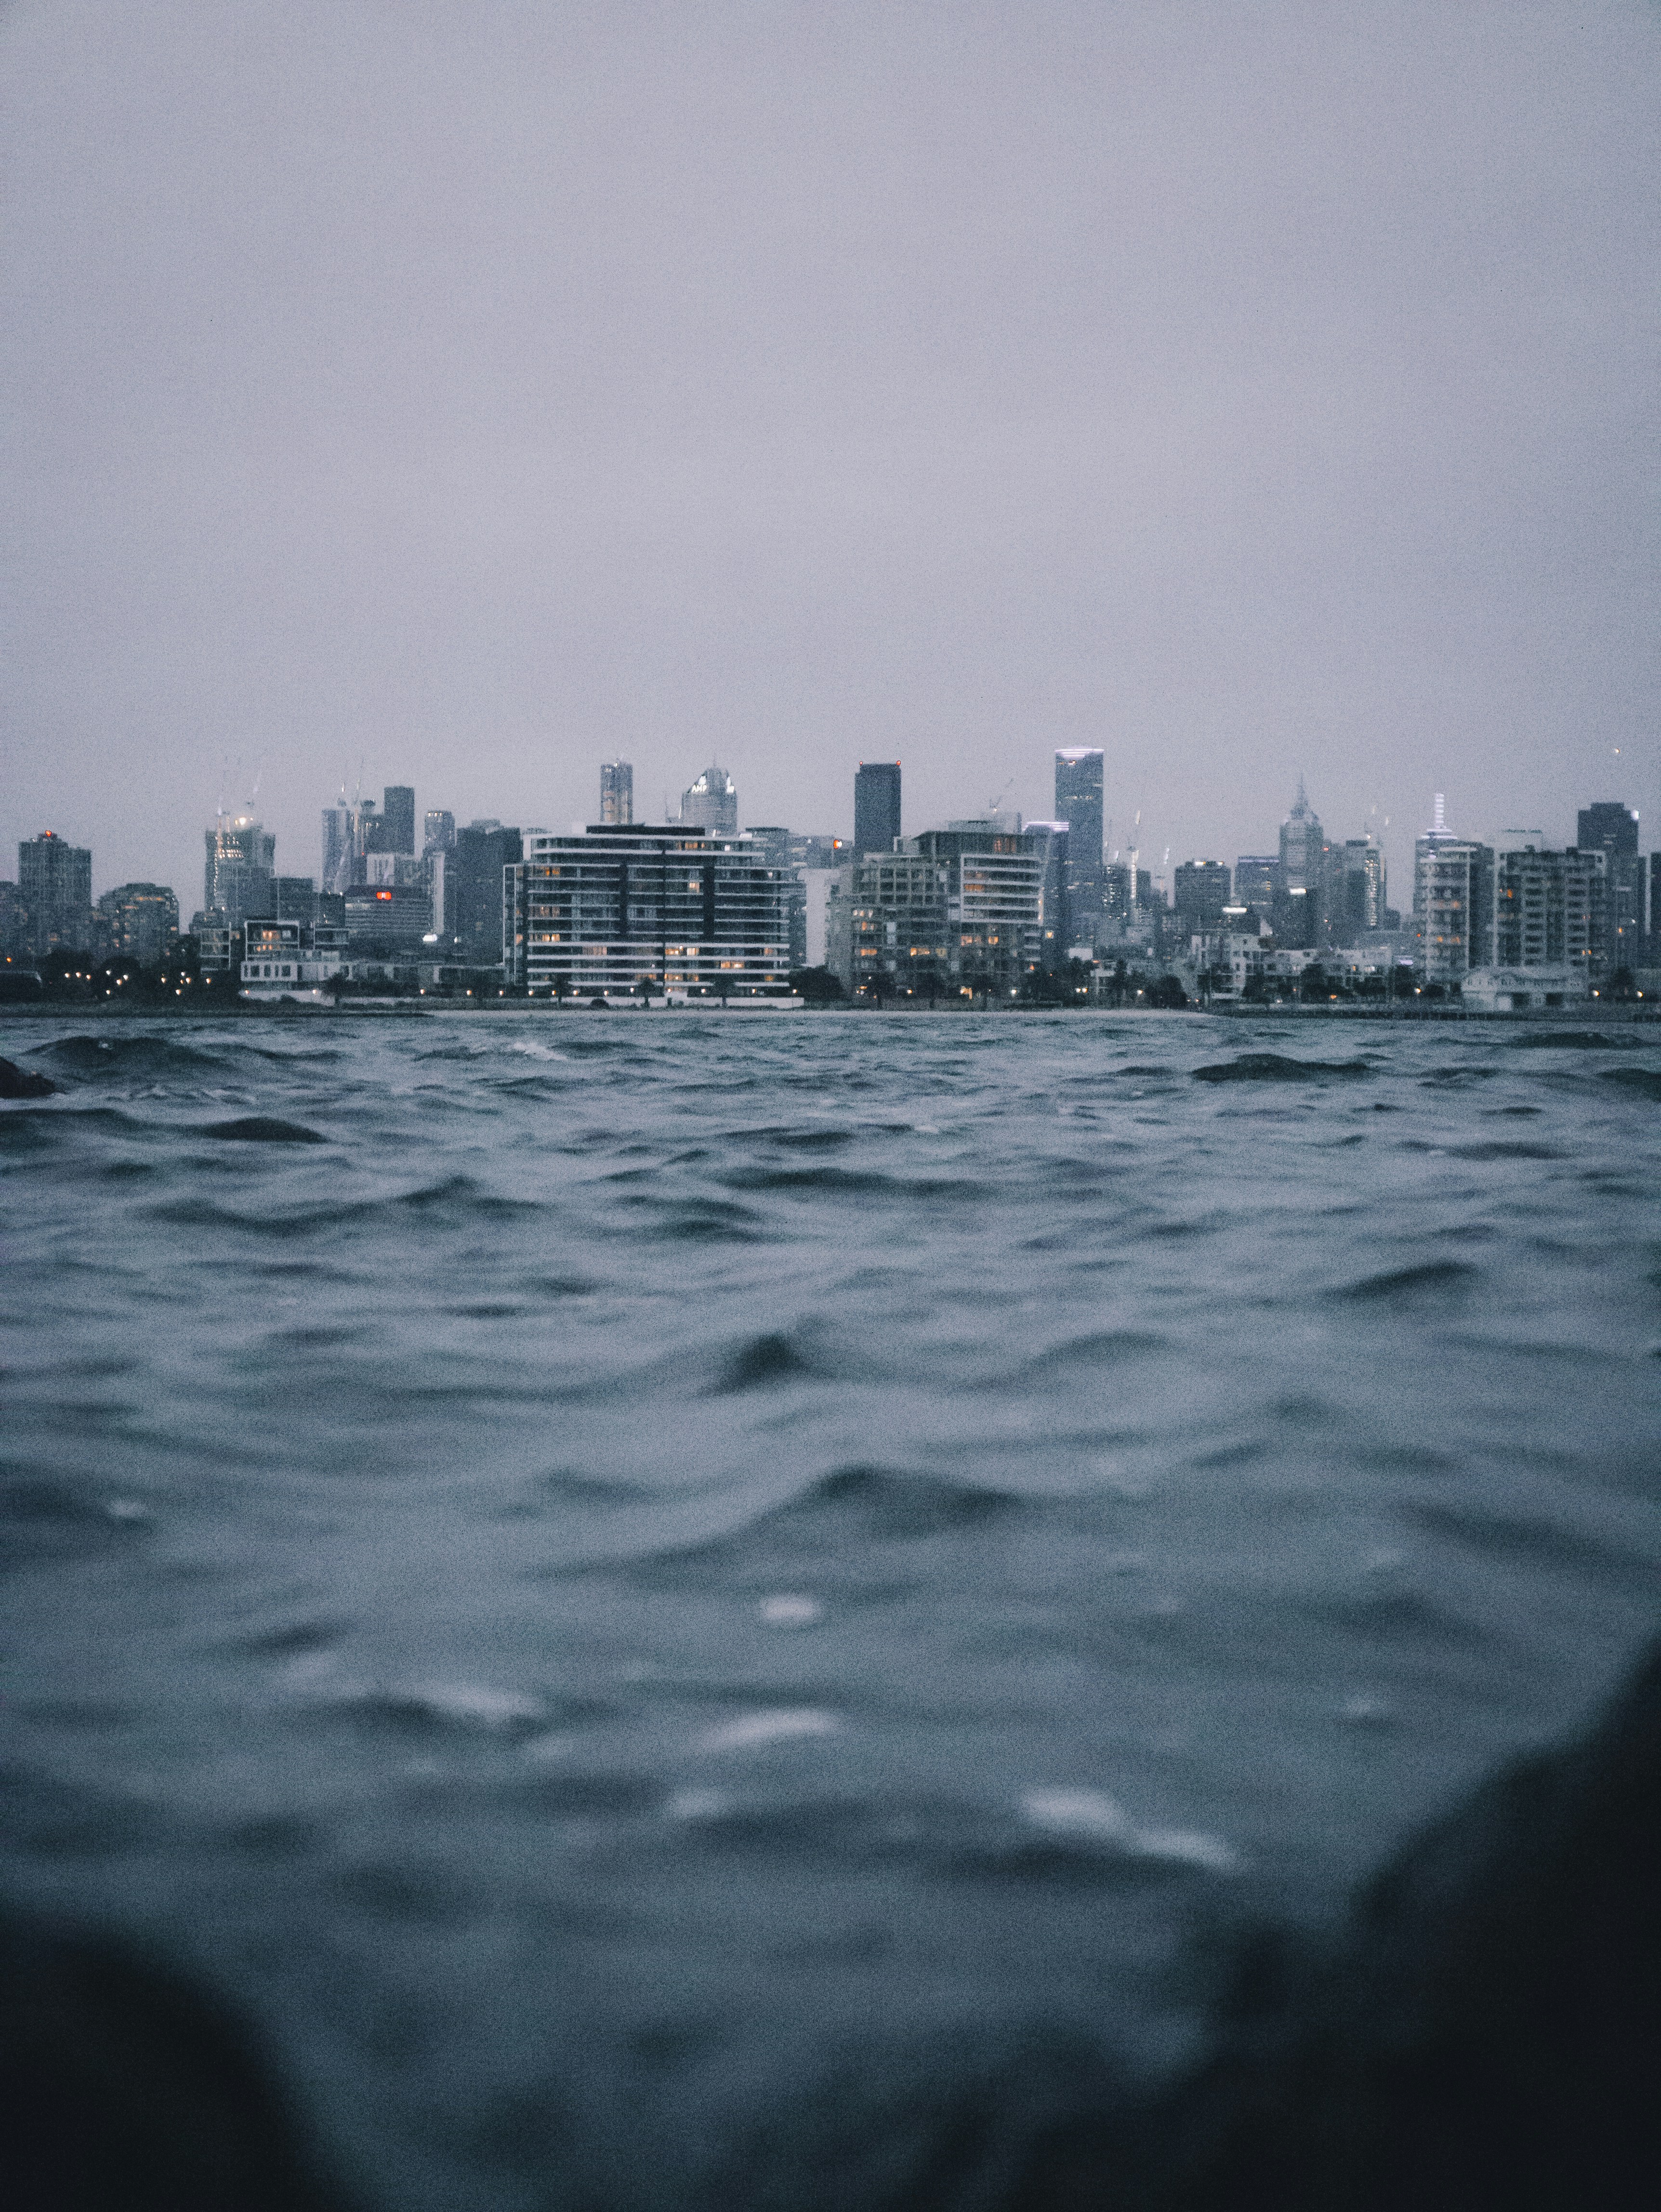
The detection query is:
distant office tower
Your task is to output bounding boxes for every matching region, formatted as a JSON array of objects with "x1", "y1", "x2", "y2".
[
  {"x1": 1576, "y1": 802, "x2": 1643, "y2": 972},
  {"x1": 681, "y1": 764, "x2": 738, "y2": 836},
  {"x1": 374, "y1": 787, "x2": 416, "y2": 854},
  {"x1": 452, "y1": 822, "x2": 524, "y2": 969},
  {"x1": 95, "y1": 882, "x2": 180, "y2": 967},
  {"x1": 203, "y1": 814, "x2": 276, "y2": 923},
  {"x1": 365, "y1": 787, "x2": 416, "y2": 854},
  {"x1": 271, "y1": 875, "x2": 316, "y2": 922},
  {"x1": 1172, "y1": 861, "x2": 1231, "y2": 929},
  {"x1": 1054, "y1": 750, "x2": 1104, "y2": 937},
  {"x1": 1412, "y1": 797, "x2": 1493, "y2": 983},
  {"x1": 321, "y1": 801, "x2": 355, "y2": 895},
  {"x1": 18, "y1": 832, "x2": 94, "y2": 957},
  {"x1": 1493, "y1": 845, "x2": 1607, "y2": 980},
  {"x1": 1331, "y1": 838, "x2": 1386, "y2": 939},
  {"x1": 600, "y1": 761, "x2": 633, "y2": 827},
  {"x1": 424, "y1": 809, "x2": 456, "y2": 854},
  {"x1": 1233, "y1": 855, "x2": 1279, "y2": 916},
  {"x1": 1577, "y1": 802, "x2": 1638, "y2": 857},
  {"x1": 509, "y1": 824, "x2": 790, "y2": 998},
  {"x1": 854, "y1": 762, "x2": 902, "y2": 855},
  {"x1": 0, "y1": 880, "x2": 23, "y2": 960},
  {"x1": 1276, "y1": 780, "x2": 1325, "y2": 948}
]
